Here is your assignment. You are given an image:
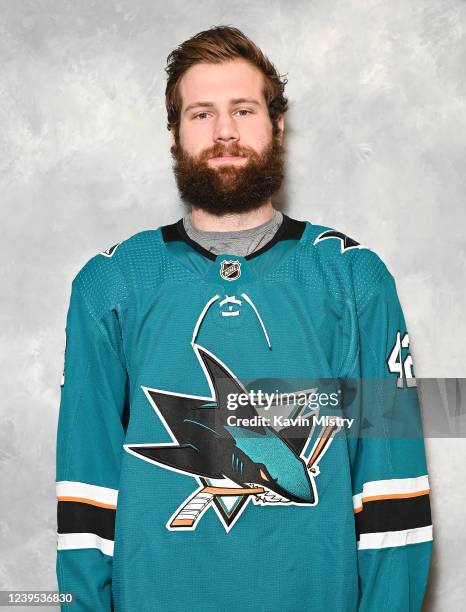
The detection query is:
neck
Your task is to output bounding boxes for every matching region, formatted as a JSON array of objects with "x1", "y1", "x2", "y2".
[{"x1": 190, "y1": 201, "x2": 275, "y2": 232}]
